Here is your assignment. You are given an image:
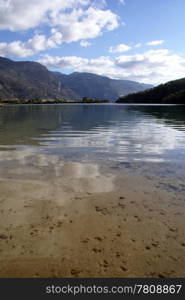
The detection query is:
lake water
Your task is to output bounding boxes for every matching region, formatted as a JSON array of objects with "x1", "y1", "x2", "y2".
[
  {"x1": 0, "y1": 104, "x2": 185, "y2": 168},
  {"x1": 1, "y1": 104, "x2": 185, "y2": 277}
]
